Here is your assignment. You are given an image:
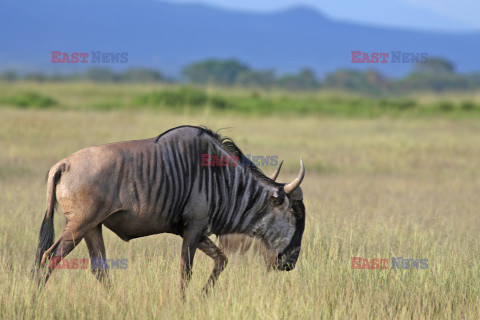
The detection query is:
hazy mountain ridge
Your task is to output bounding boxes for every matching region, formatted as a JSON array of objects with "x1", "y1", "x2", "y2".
[{"x1": 0, "y1": 0, "x2": 478, "y2": 77}]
